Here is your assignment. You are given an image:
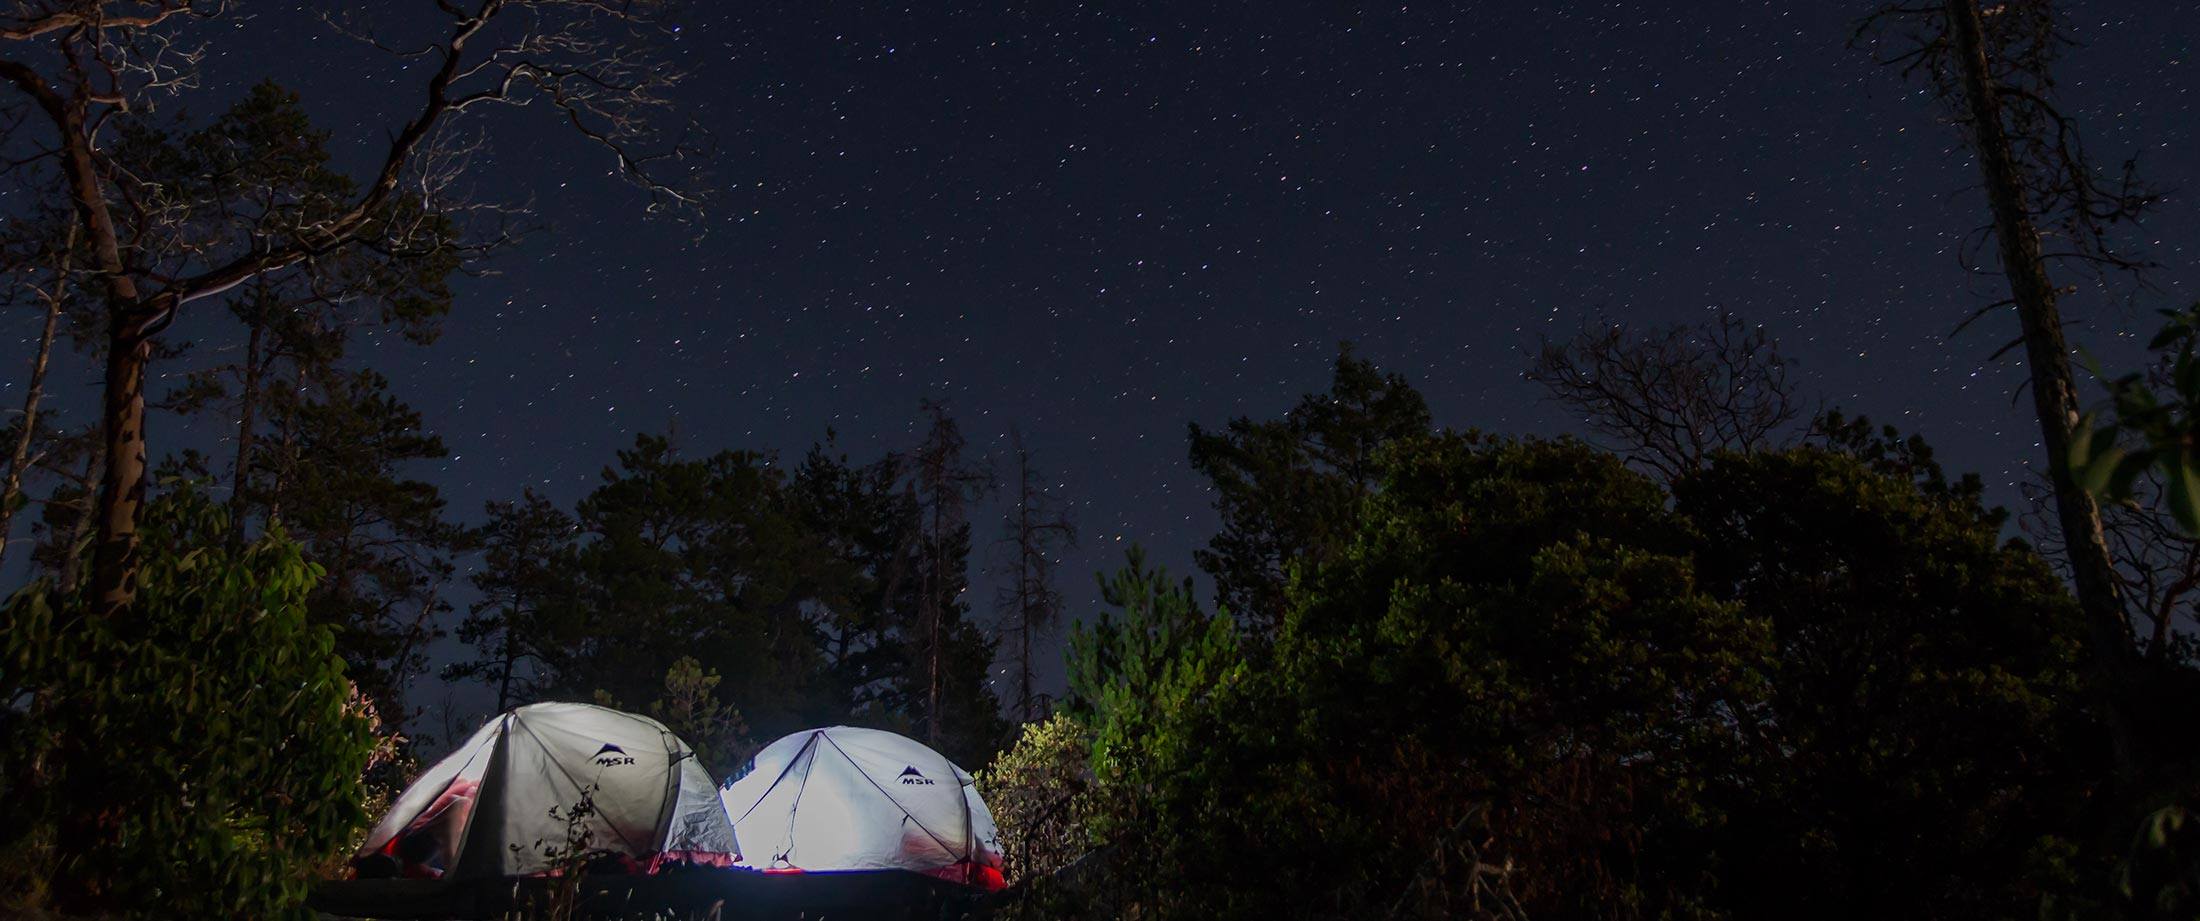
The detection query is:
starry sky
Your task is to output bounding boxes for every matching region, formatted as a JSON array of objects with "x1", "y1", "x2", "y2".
[{"x1": 23, "y1": 3, "x2": 2200, "y2": 719}]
